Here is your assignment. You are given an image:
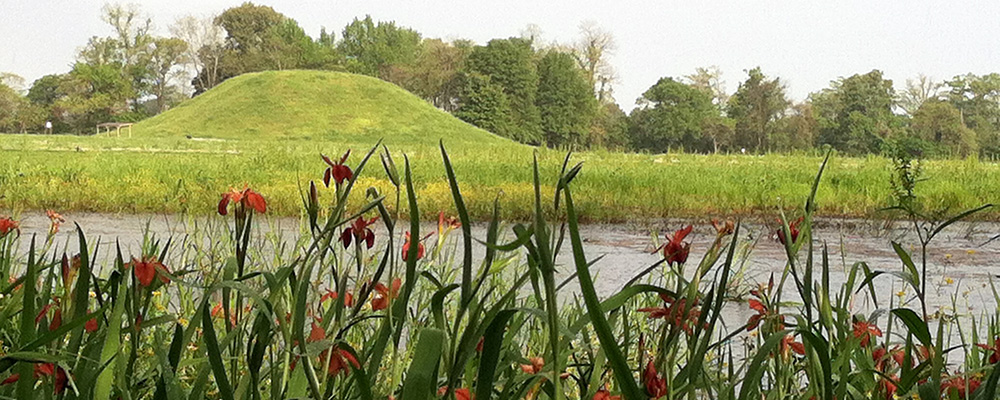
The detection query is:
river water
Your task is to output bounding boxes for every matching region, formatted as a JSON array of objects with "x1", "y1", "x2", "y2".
[{"x1": 10, "y1": 212, "x2": 1000, "y2": 345}]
